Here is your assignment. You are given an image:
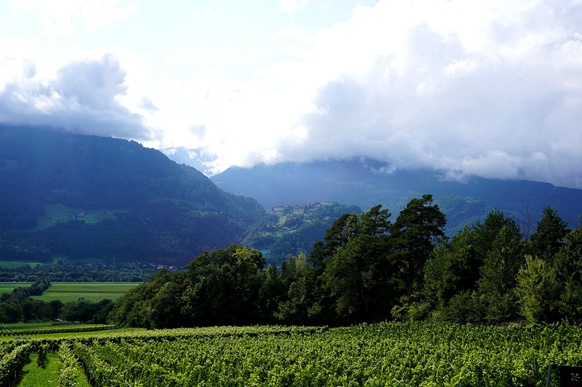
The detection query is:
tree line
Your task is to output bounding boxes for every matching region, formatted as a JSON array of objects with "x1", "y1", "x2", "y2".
[
  {"x1": 111, "y1": 194, "x2": 581, "y2": 328},
  {"x1": 0, "y1": 264, "x2": 155, "y2": 283}
]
